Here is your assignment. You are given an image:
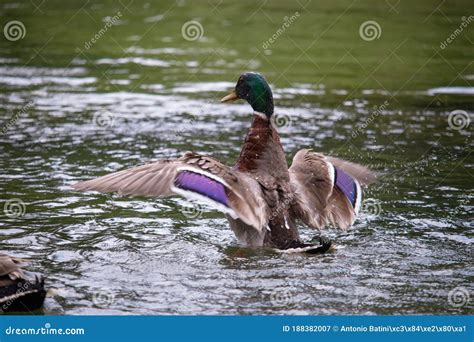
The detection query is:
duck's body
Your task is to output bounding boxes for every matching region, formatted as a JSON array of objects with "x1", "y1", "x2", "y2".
[
  {"x1": 229, "y1": 113, "x2": 299, "y2": 248},
  {"x1": 73, "y1": 73, "x2": 376, "y2": 252},
  {"x1": 0, "y1": 254, "x2": 46, "y2": 312}
]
